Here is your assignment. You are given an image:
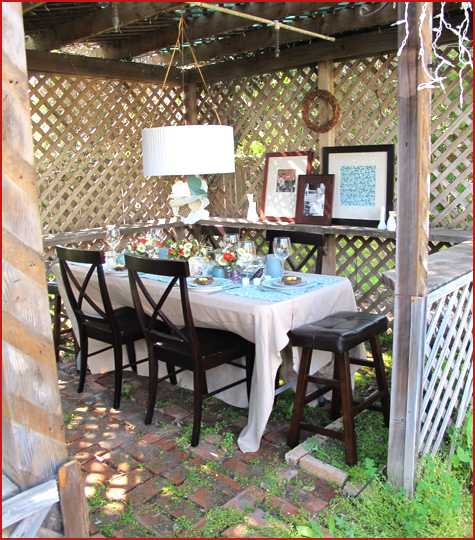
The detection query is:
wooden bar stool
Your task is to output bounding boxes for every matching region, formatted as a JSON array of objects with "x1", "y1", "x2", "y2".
[{"x1": 287, "y1": 311, "x2": 390, "y2": 465}]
